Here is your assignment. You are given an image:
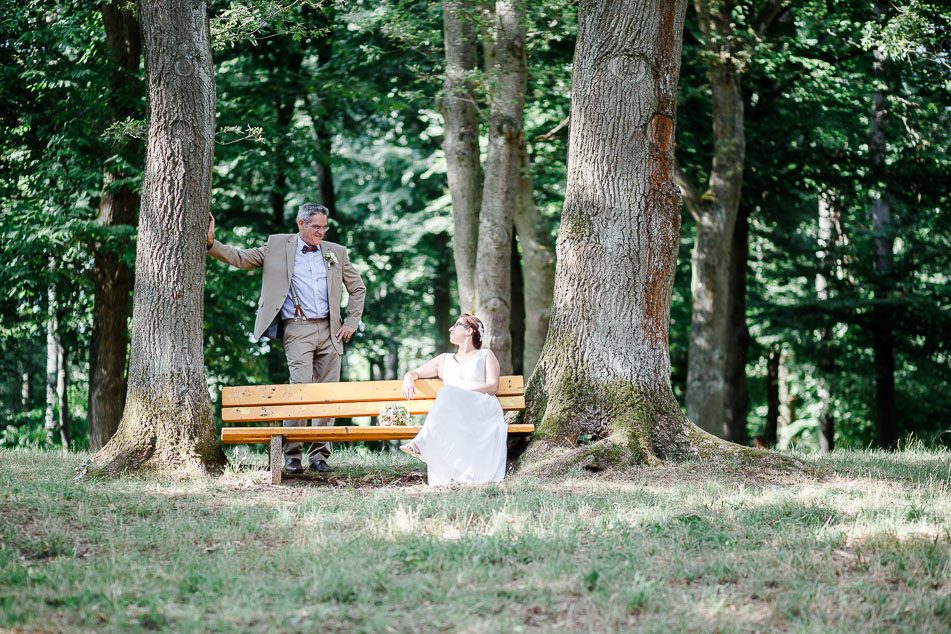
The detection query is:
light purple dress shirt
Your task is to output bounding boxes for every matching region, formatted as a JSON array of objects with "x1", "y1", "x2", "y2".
[{"x1": 280, "y1": 235, "x2": 330, "y2": 320}]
